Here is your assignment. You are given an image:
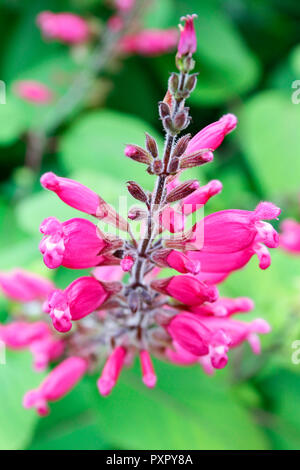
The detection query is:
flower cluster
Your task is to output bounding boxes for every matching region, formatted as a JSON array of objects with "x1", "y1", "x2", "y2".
[{"x1": 1, "y1": 15, "x2": 281, "y2": 415}]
